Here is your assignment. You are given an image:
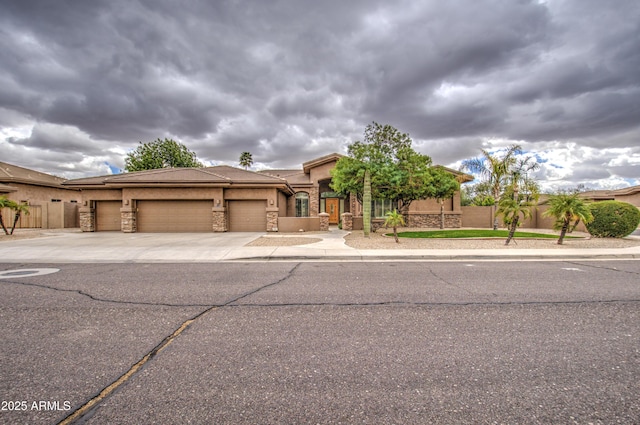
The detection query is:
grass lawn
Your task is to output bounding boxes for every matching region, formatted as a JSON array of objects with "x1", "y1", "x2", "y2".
[{"x1": 390, "y1": 229, "x2": 575, "y2": 239}]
